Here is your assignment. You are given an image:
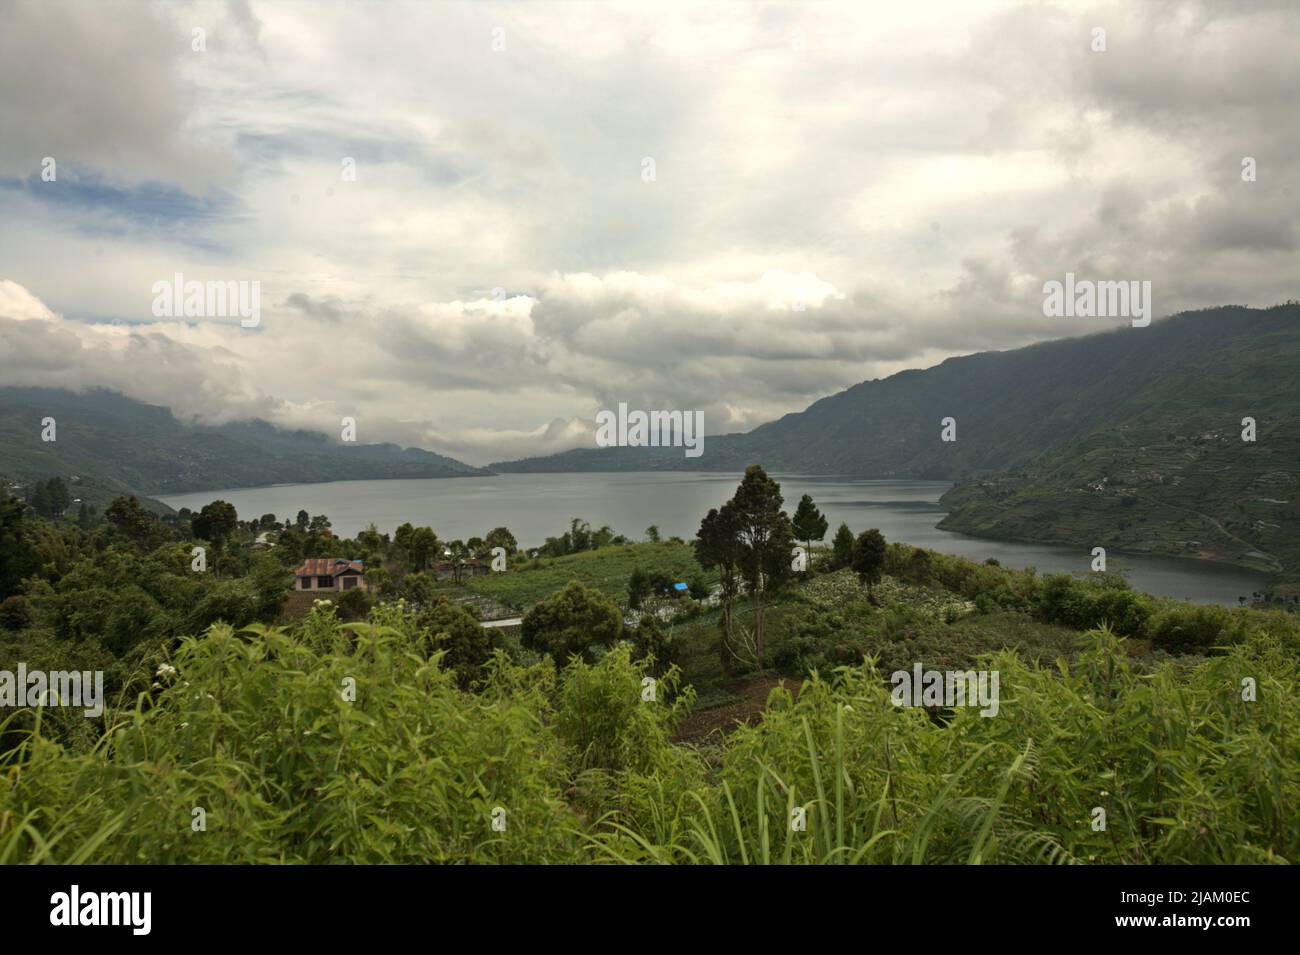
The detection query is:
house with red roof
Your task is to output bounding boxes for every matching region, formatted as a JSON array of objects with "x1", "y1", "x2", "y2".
[{"x1": 291, "y1": 558, "x2": 368, "y2": 593}]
